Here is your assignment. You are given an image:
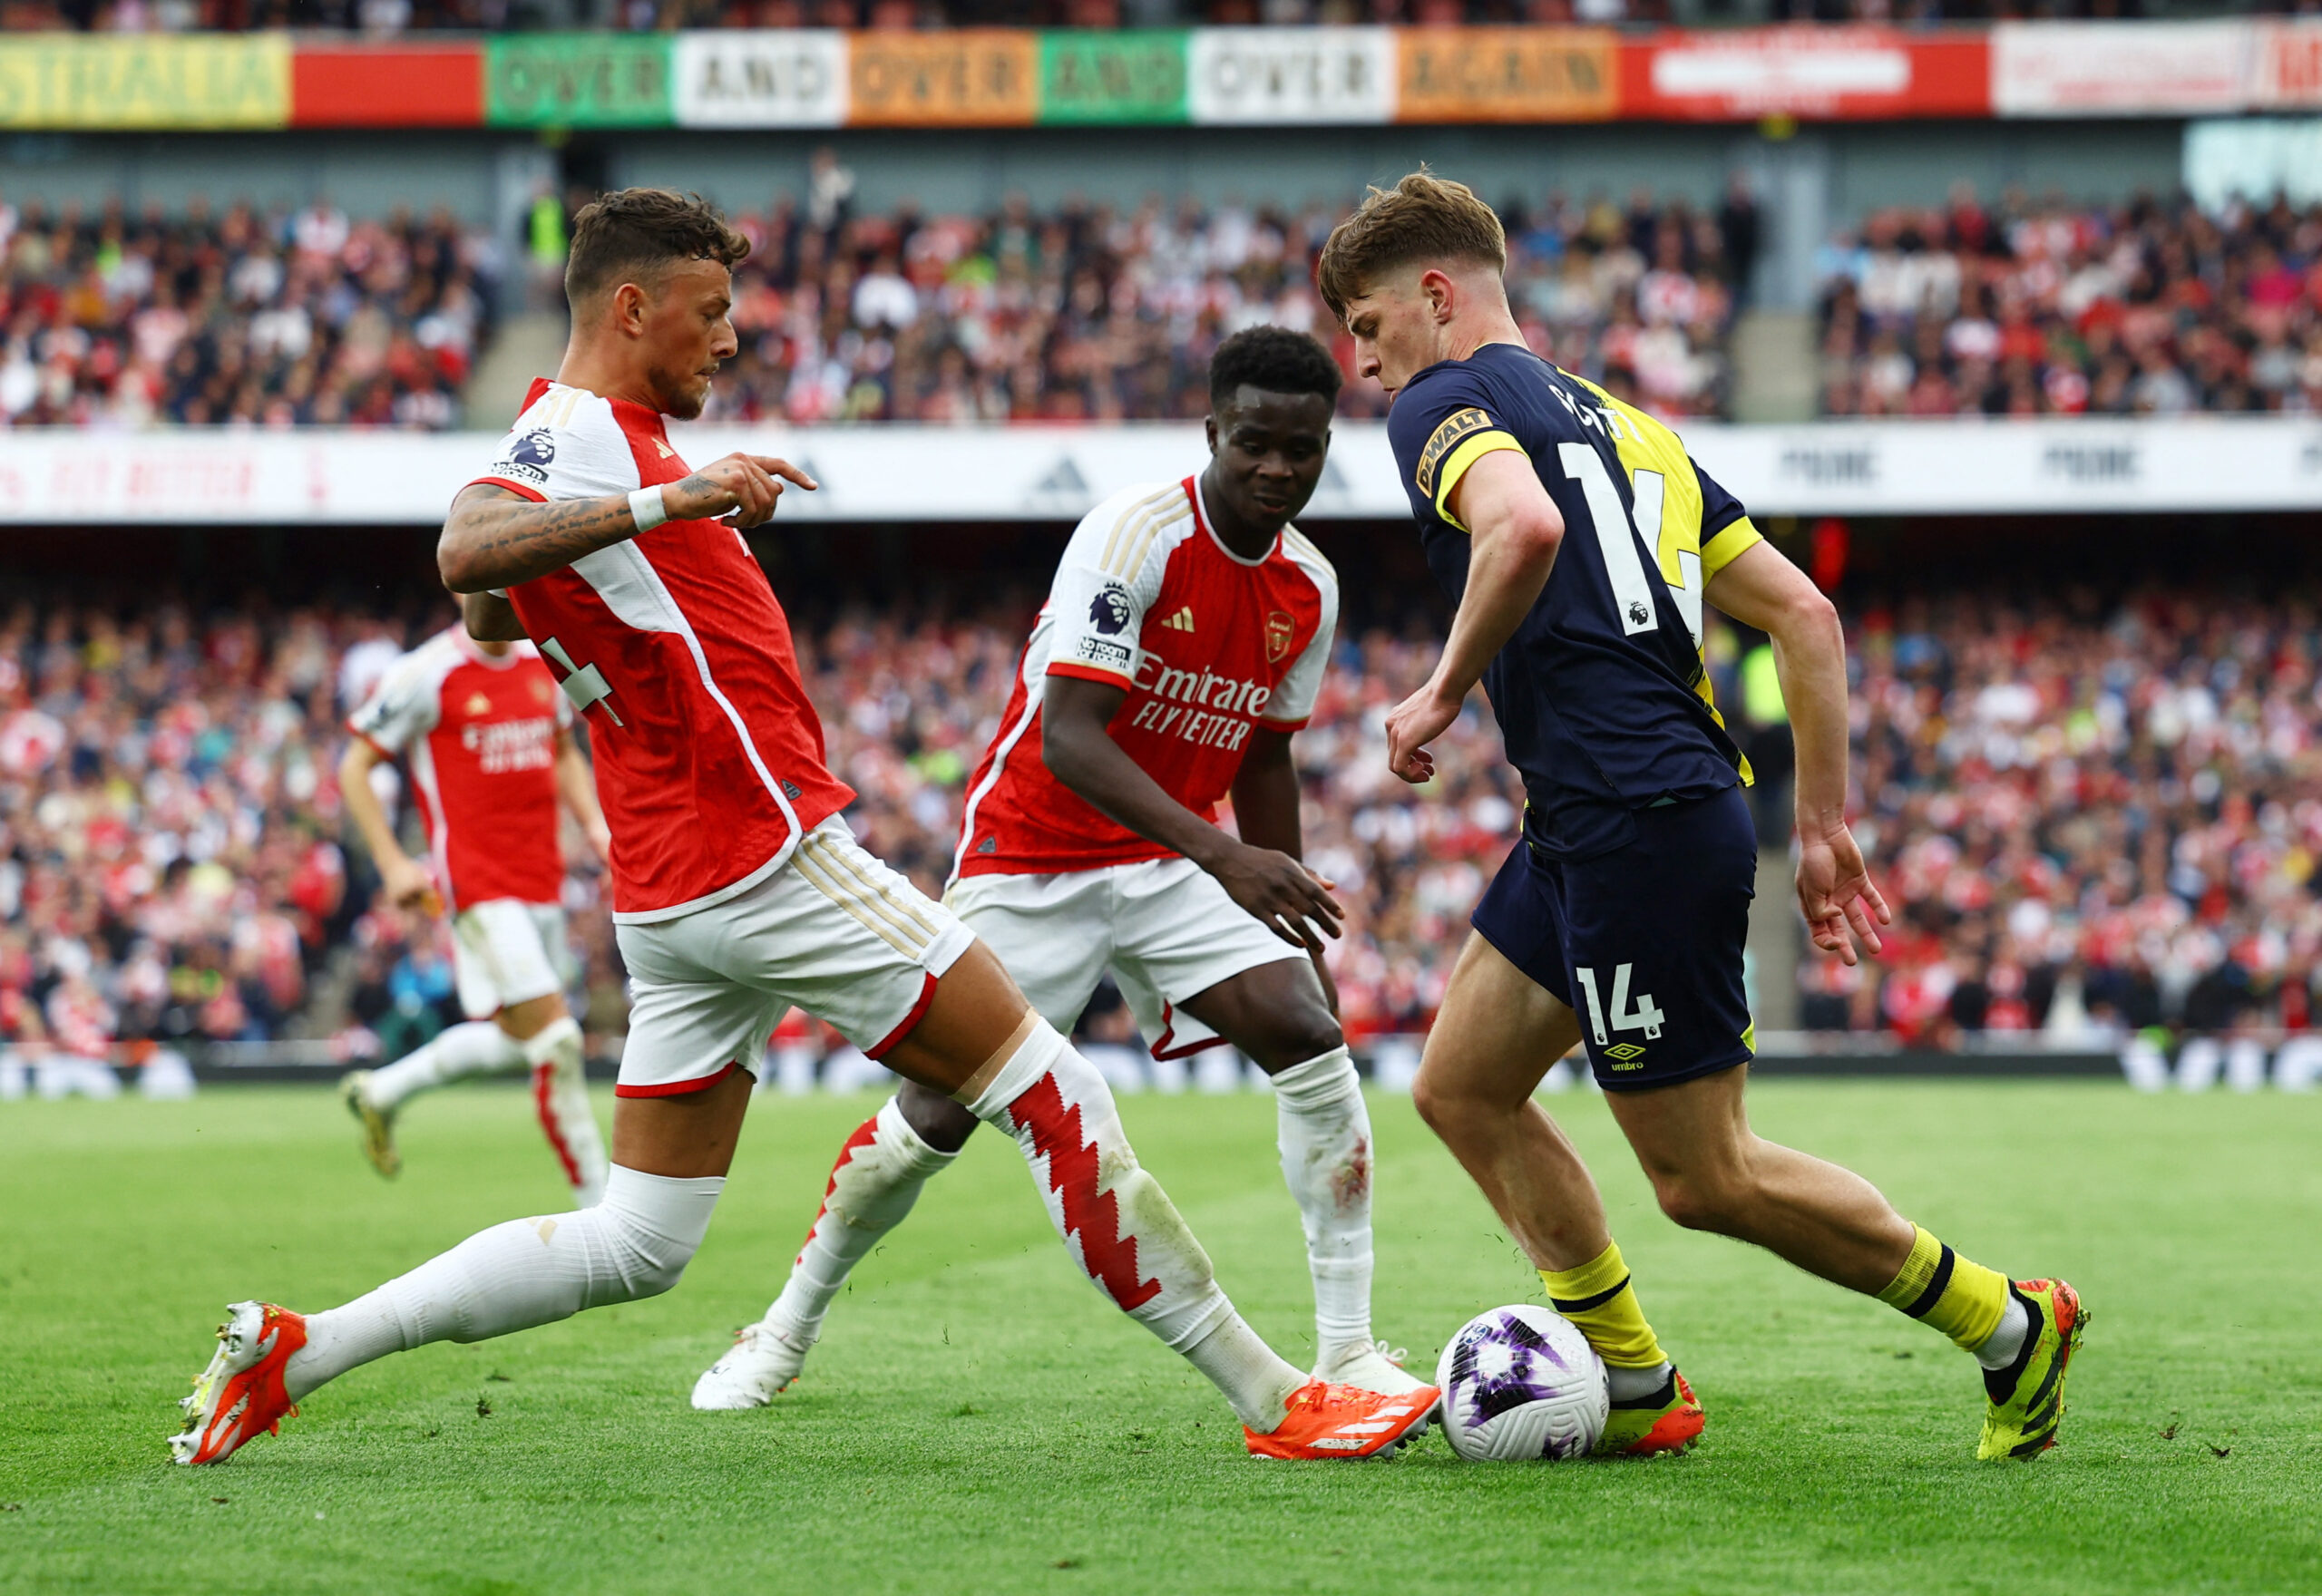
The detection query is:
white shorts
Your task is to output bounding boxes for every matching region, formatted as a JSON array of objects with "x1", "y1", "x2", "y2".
[
  {"x1": 451, "y1": 899, "x2": 575, "y2": 1020},
  {"x1": 944, "y1": 855, "x2": 1304, "y2": 1058},
  {"x1": 614, "y1": 816, "x2": 975, "y2": 1098}
]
